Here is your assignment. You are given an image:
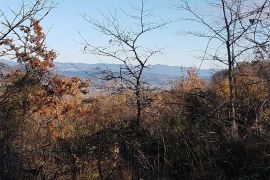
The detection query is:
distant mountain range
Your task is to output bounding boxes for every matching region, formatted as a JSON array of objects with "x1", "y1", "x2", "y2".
[{"x1": 0, "y1": 59, "x2": 217, "y2": 87}]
